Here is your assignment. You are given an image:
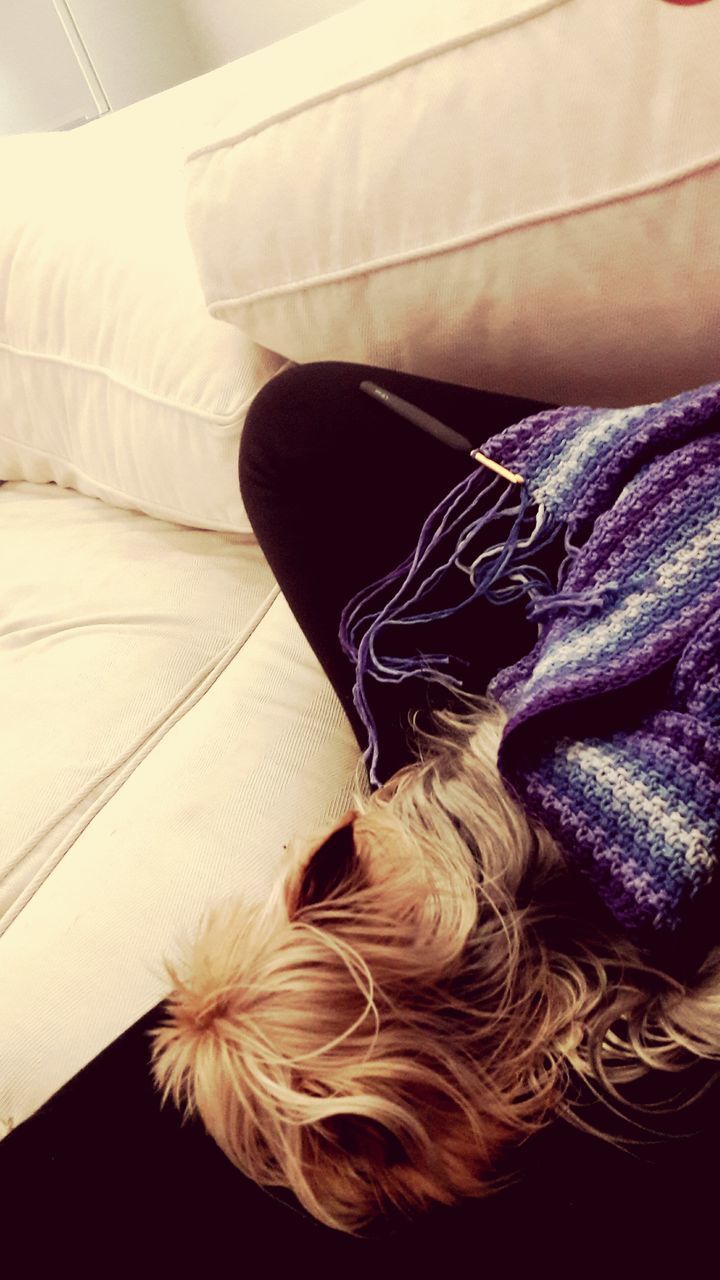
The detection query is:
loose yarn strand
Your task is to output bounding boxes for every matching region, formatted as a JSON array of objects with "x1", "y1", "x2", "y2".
[
  {"x1": 340, "y1": 468, "x2": 556, "y2": 786},
  {"x1": 340, "y1": 468, "x2": 498, "y2": 662}
]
